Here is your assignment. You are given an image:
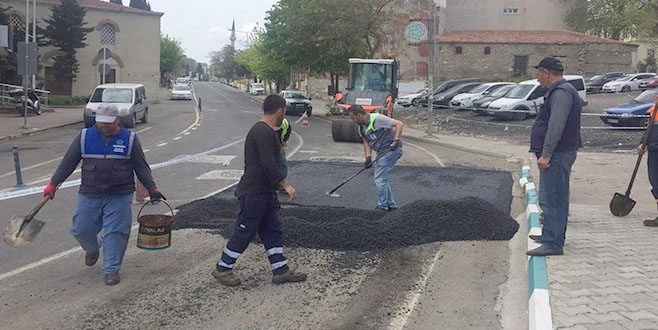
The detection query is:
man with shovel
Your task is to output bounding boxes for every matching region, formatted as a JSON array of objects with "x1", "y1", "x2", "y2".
[
  {"x1": 348, "y1": 105, "x2": 404, "y2": 211},
  {"x1": 637, "y1": 96, "x2": 658, "y2": 226},
  {"x1": 527, "y1": 57, "x2": 582, "y2": 256},
  {"x1": 43, "y1": 104, "x2": 165, "y2": 285}
]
